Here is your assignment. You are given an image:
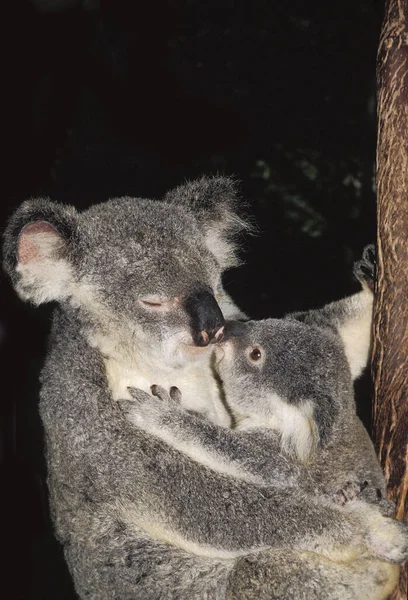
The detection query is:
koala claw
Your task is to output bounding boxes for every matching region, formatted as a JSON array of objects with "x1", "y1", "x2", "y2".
[
  {"x1": 170, "y1": 386, "x2": 182, "y2": 403},
  {"x1": 334, "y1": 481, "x2": 362, "y2": 505},
  {"x1": 333, "y1": 480, "x2": 395, "y2": 517},
  {"x1": 353, "y1": 244, "x2": 376, "y2": 291},
  {"x1": 150, "y1": 384, "x2": 182, "y2": 406},
  {"x1": 127, "y1": 386, "x2": 149, "y2": 401}
]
